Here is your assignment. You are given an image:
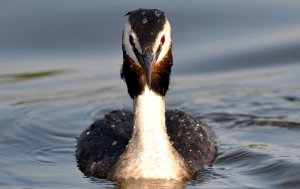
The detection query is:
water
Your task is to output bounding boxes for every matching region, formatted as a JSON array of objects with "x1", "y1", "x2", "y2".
[{"x1": 1, "y1": 1, "x2": 300, "y2": 188}]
